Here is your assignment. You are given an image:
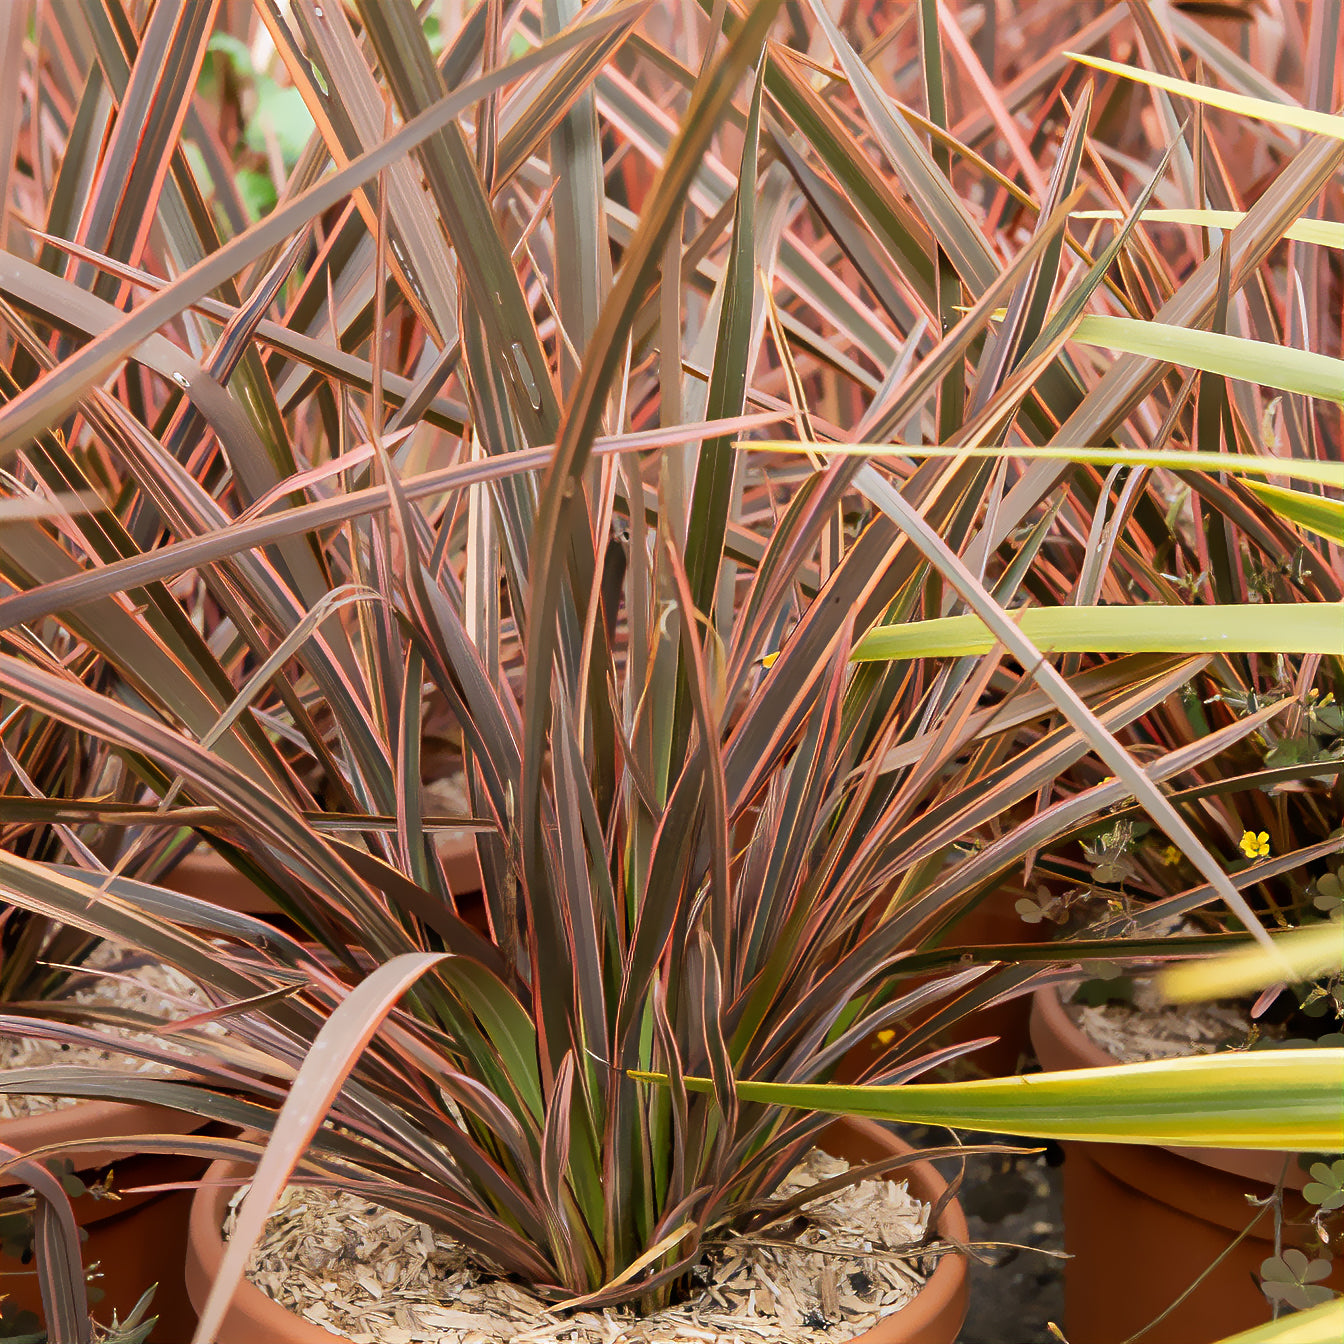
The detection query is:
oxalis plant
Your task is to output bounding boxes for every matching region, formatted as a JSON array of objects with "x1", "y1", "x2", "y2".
[
  {"x1": 0, "y1": 1141, "x2": 156, "y2": 1344},
  {"x1": 0, "y1": 2, "x2": 1340, "y2": 1342}
]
